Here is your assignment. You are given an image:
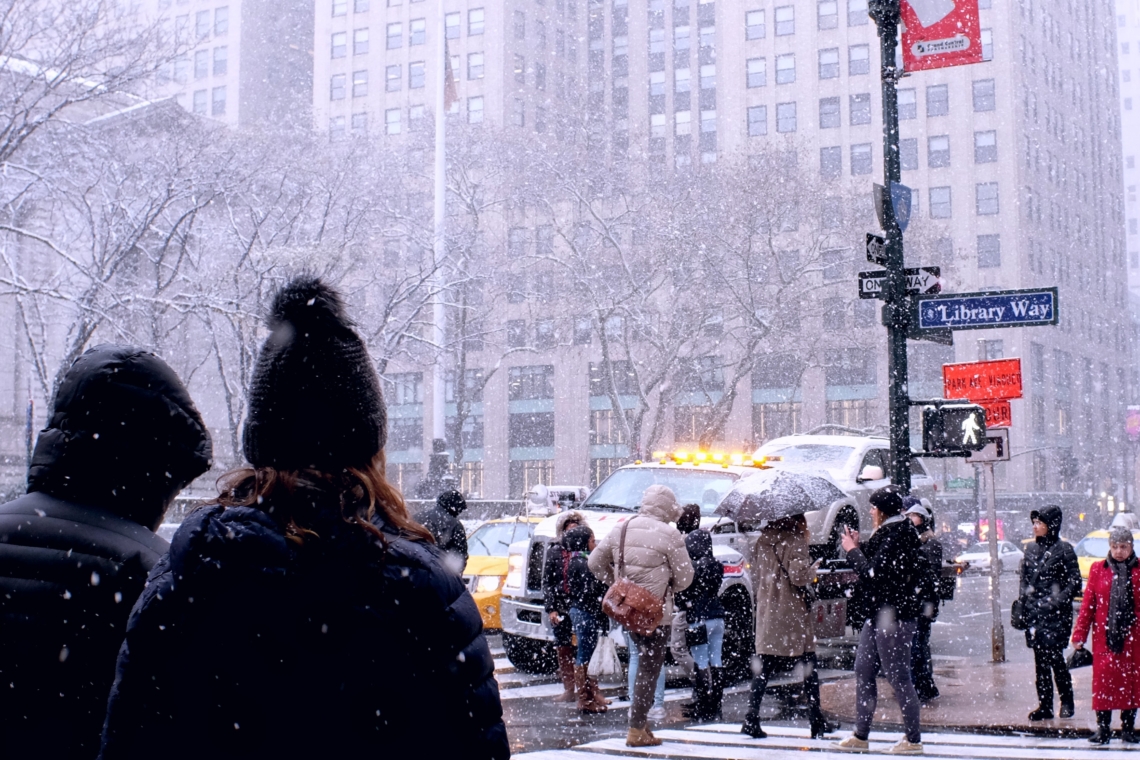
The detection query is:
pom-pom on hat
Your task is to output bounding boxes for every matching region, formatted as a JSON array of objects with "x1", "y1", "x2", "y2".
[{"x1": 242, "y1": 276, "x2": 386, "y2": 471}]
